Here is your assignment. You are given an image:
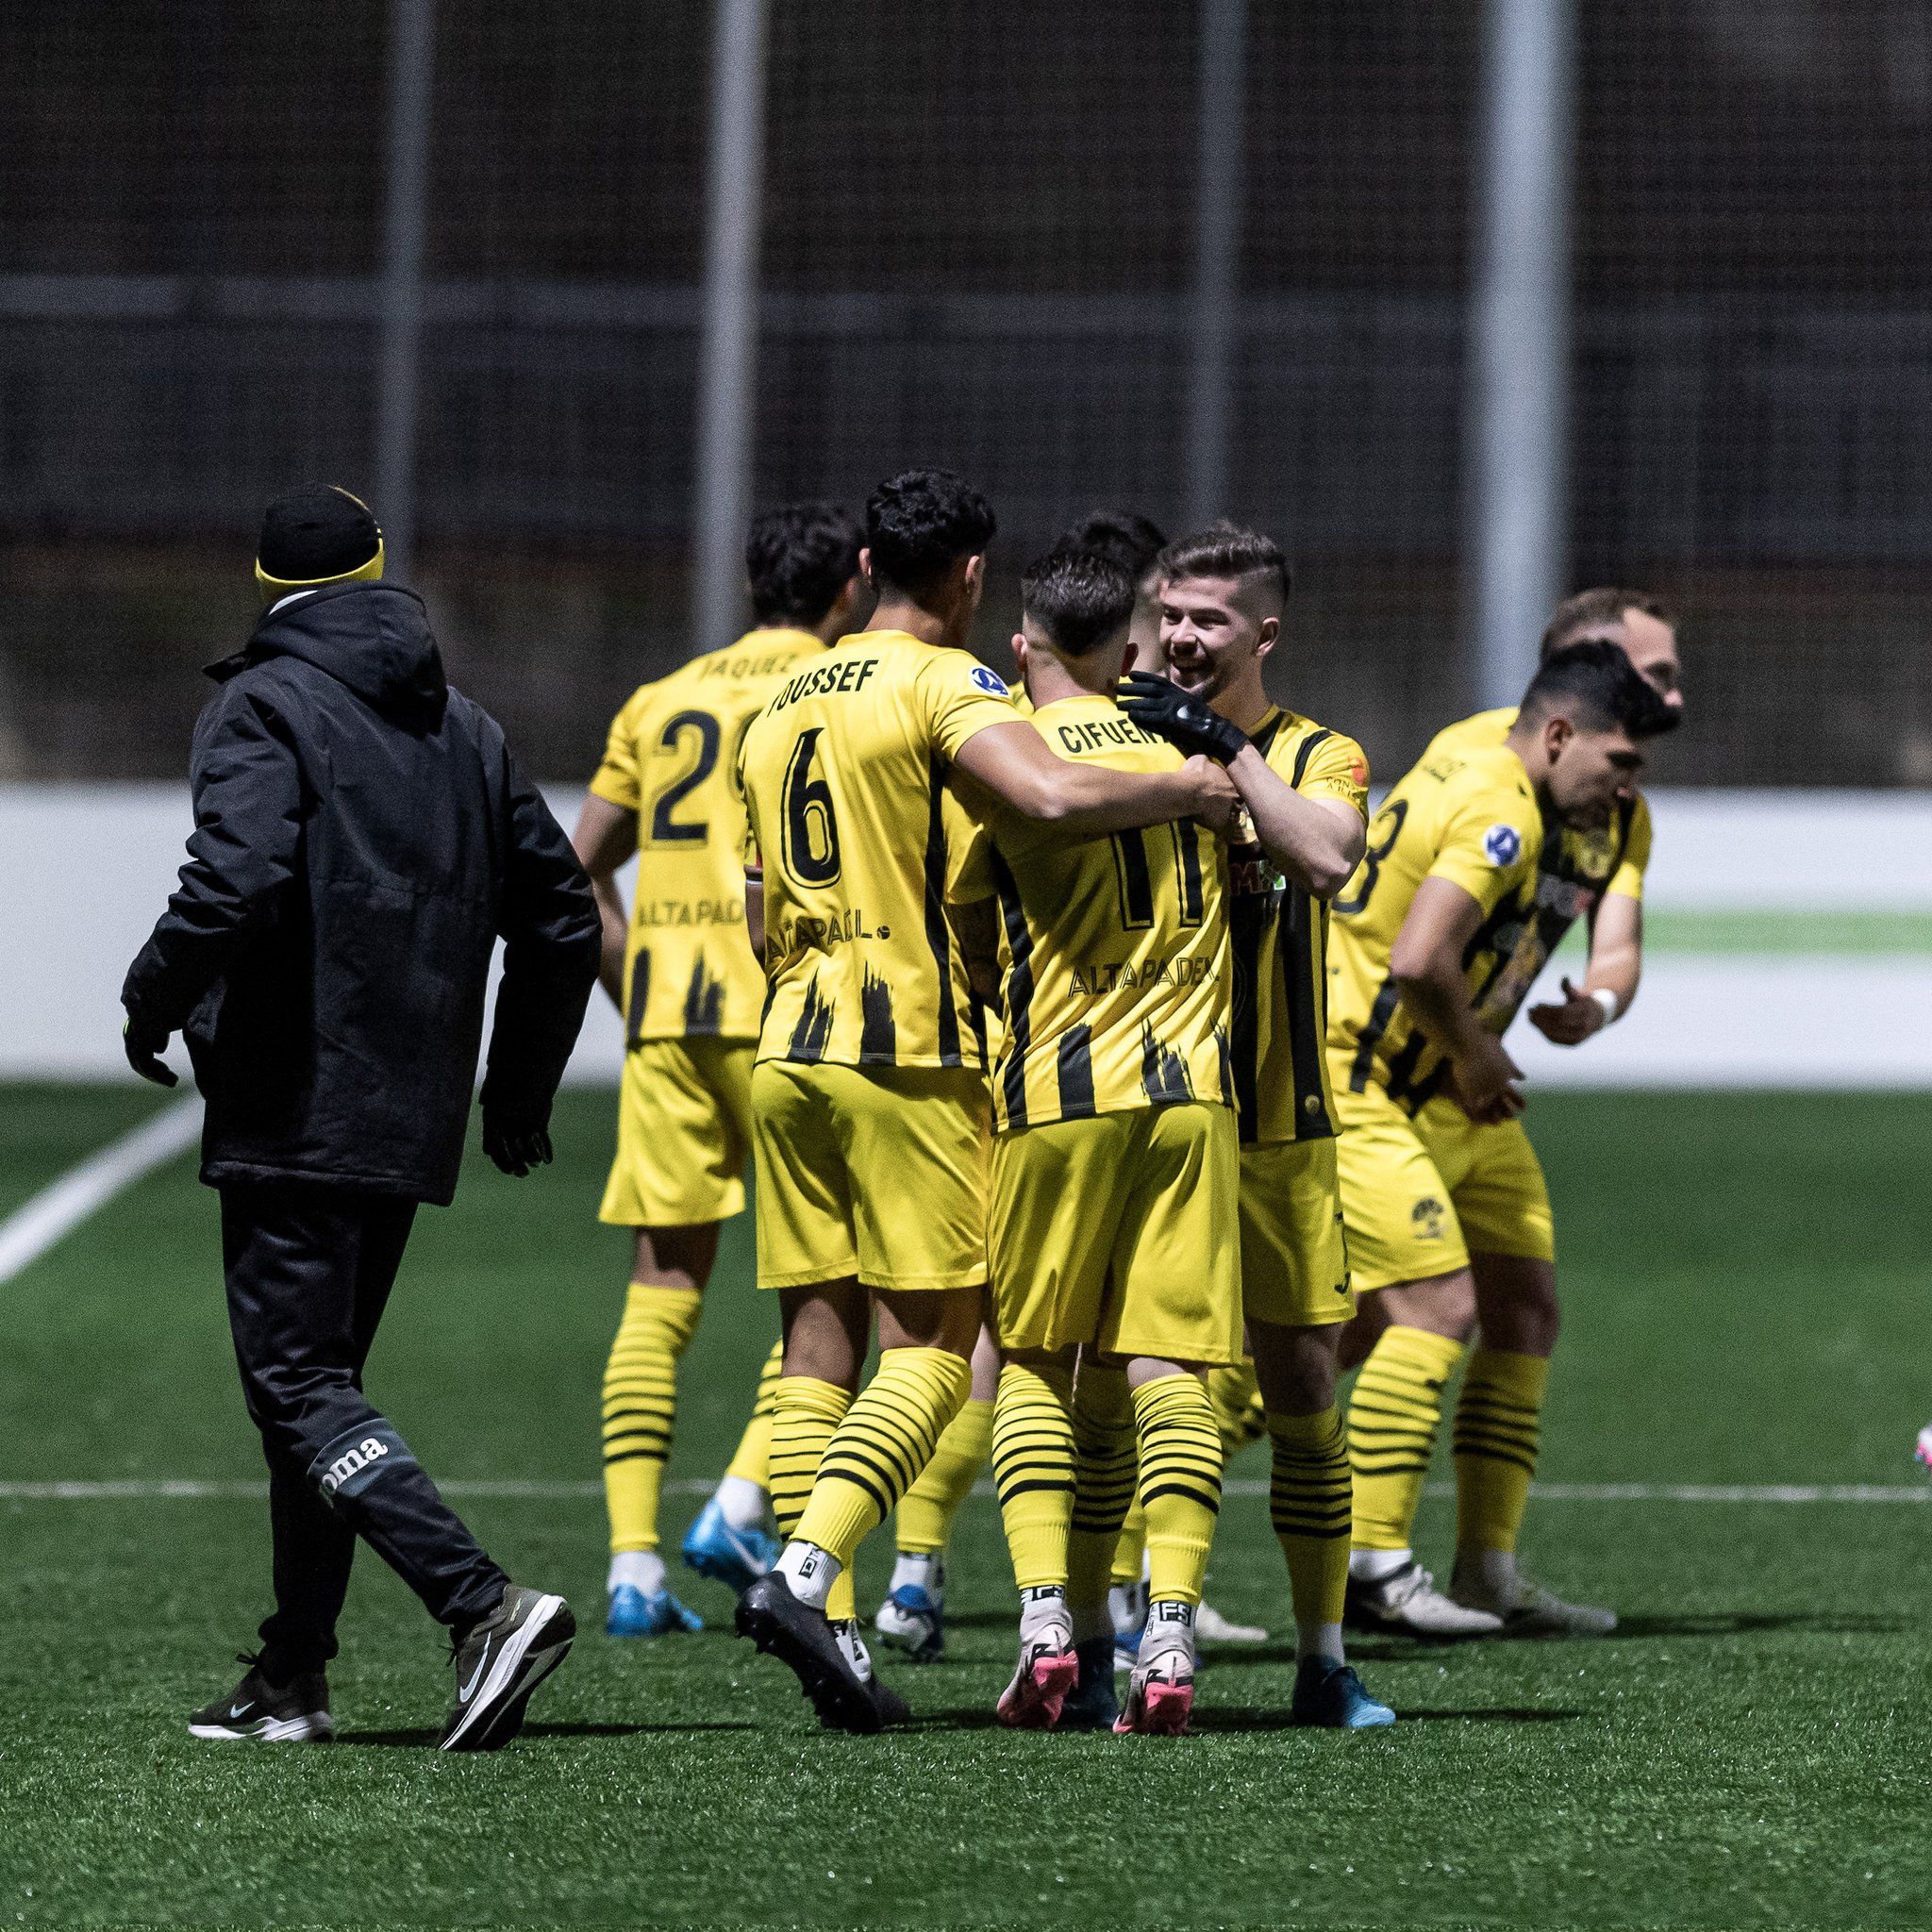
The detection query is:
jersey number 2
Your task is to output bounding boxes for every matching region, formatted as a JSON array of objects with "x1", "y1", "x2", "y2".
[
  {"x1": 648, "y1": 710, "x2": 721, "y2": 844},
  {"x1": 781, "y1": 728, "x2": 841, "y2": 886}
]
